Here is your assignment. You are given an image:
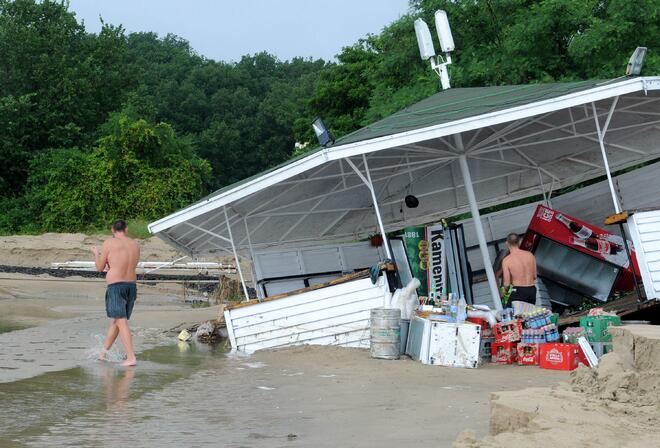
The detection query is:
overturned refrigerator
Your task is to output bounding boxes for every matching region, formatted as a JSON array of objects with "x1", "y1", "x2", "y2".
[{"x1": 521, "y1": 205, "x2": 639, "y2": 306}]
